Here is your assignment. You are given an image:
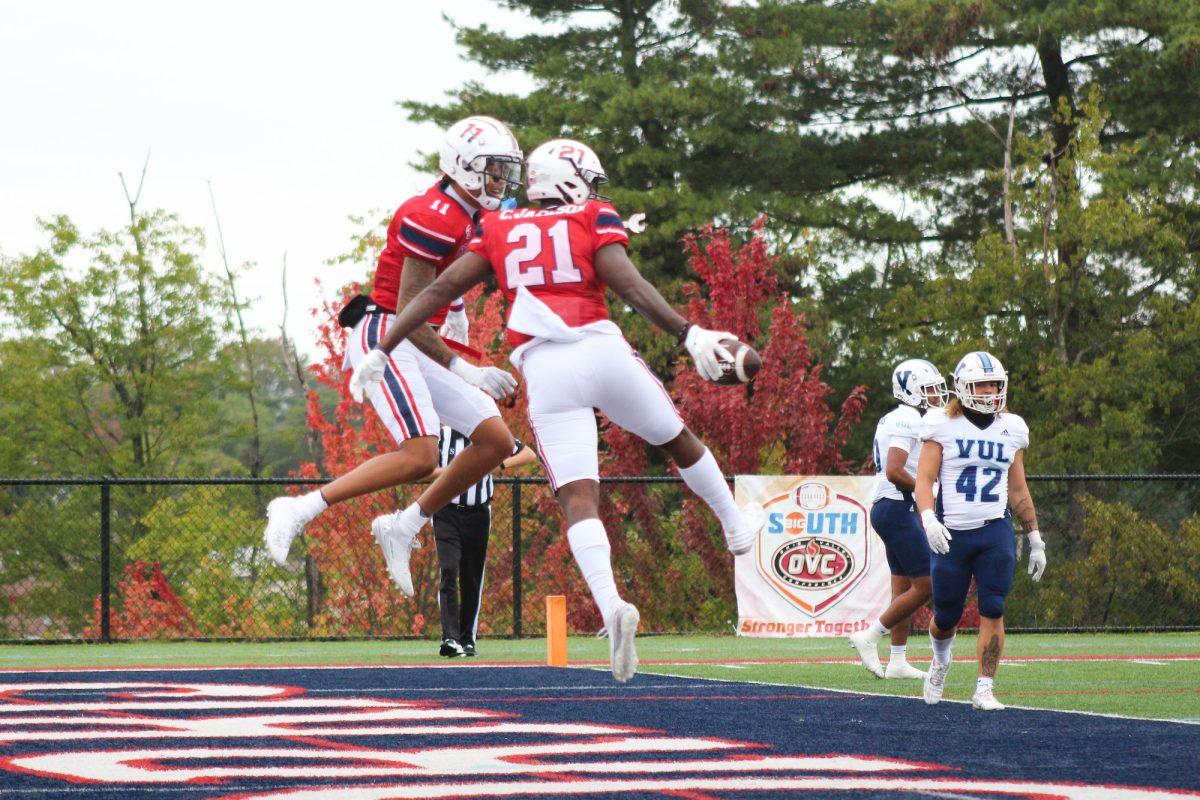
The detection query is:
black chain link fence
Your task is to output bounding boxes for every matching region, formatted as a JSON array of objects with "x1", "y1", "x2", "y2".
[{"x1": 0, "y1": 475, "x2": 1196, "y2": 642}]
